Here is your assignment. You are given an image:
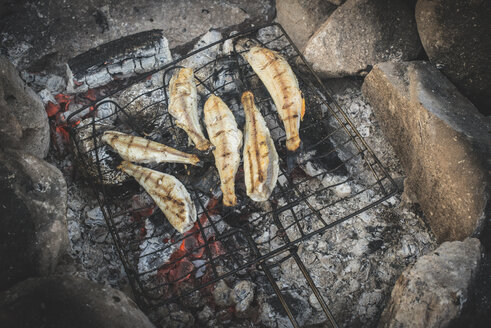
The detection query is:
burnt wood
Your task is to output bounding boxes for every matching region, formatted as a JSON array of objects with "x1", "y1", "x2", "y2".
[{"x1": 68, "y1": 29, "x2": 164, "y2": 79}]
